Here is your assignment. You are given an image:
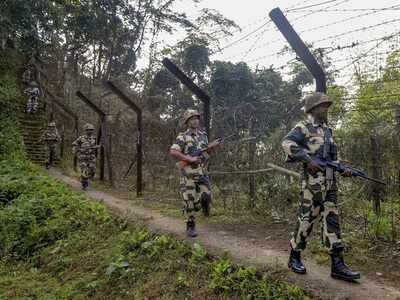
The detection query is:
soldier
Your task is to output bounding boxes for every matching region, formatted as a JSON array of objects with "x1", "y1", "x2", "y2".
[
  {"x1": 72, "y1": 123, "x2": 100, "y2": 190},
  {"x1": 40, "y1": 121, "x2": 61, "y2": 169},
  {"x1": 24, "y1": 81, "x2": 40, "y2": 114},
  {"x1": 282, "y1": 92, "x2": 360, "y2": 281},
  {"x1": 22, "y1": 65, "x2": 34, "y2": 84},
  {"x1": 169, "y1": 109, "x2": 220, "y2": 237}
]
